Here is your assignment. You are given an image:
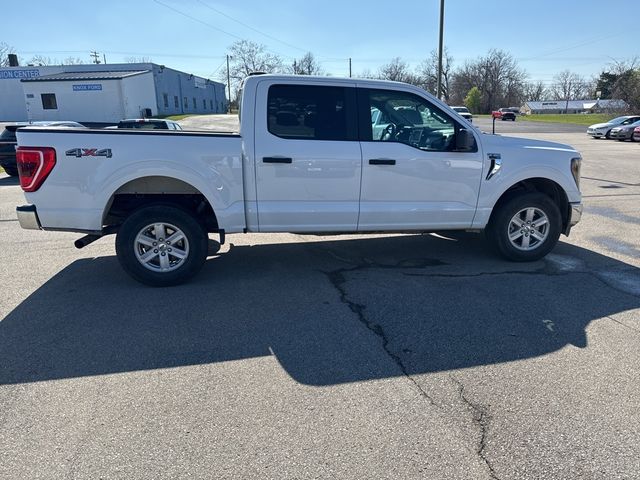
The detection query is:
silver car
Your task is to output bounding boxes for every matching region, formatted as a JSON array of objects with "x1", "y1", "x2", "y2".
[
  {"x1": 587, "y1": 115, "x2": 640, "y2": 139},
  {"x1": 609, "y1": 119, "x2": 640, "y2": 141}
]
